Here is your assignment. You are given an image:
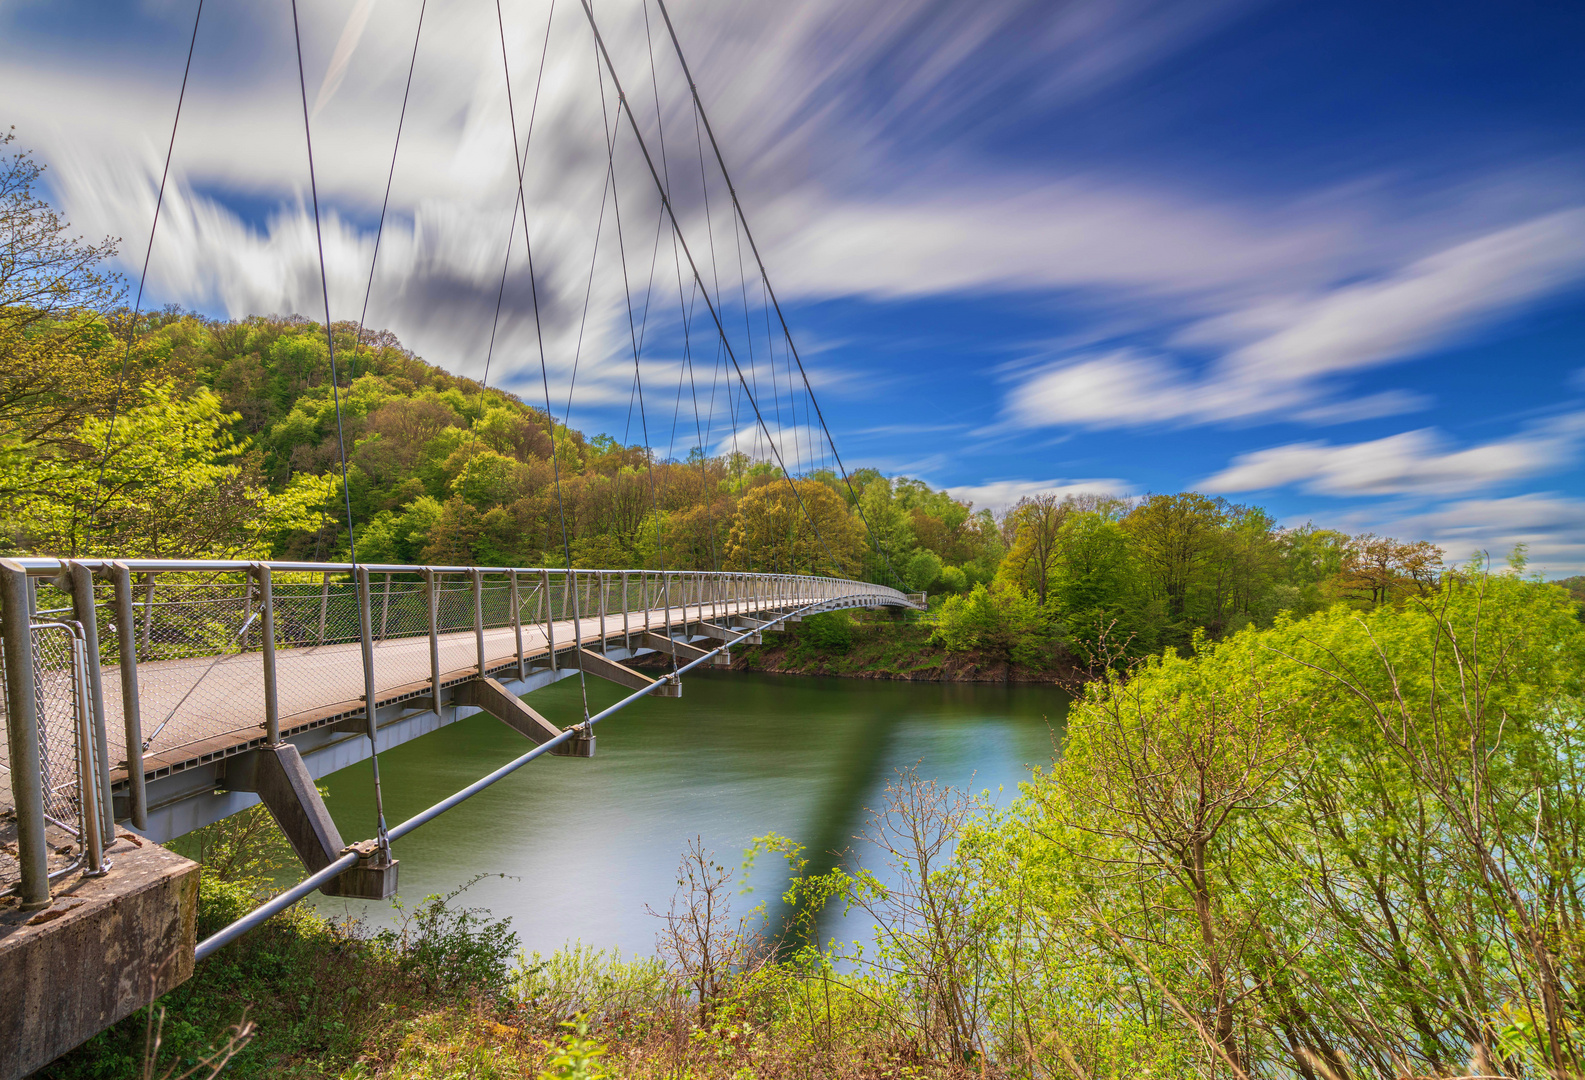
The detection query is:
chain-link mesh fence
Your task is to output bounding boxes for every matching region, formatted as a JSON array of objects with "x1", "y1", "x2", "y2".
[{"x1": 29, "y1": 623, "x2": 88, "y2": 838}]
